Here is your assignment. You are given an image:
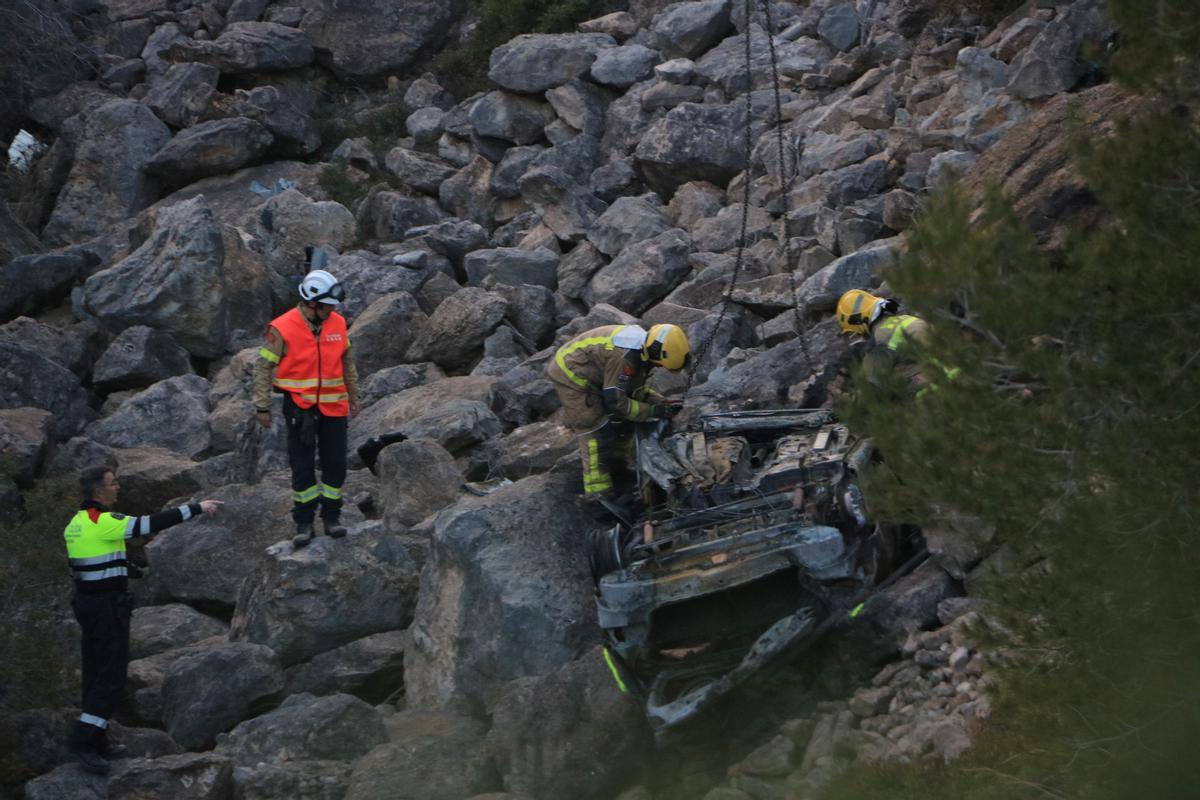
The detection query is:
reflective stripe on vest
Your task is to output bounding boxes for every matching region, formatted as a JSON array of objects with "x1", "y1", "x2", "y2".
[
  {"x1": 876, "y1": 315, "x2": 921, "y2": 351},
  {"x1": 270, "y1": 307, "x2": 350, "y2": 416},
  {"x1": 64, "y1": 510, "x2": 128, "y2": 582},
  {"x1": 554, "y1": 326, "x2": 626, "y2": 388}
]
